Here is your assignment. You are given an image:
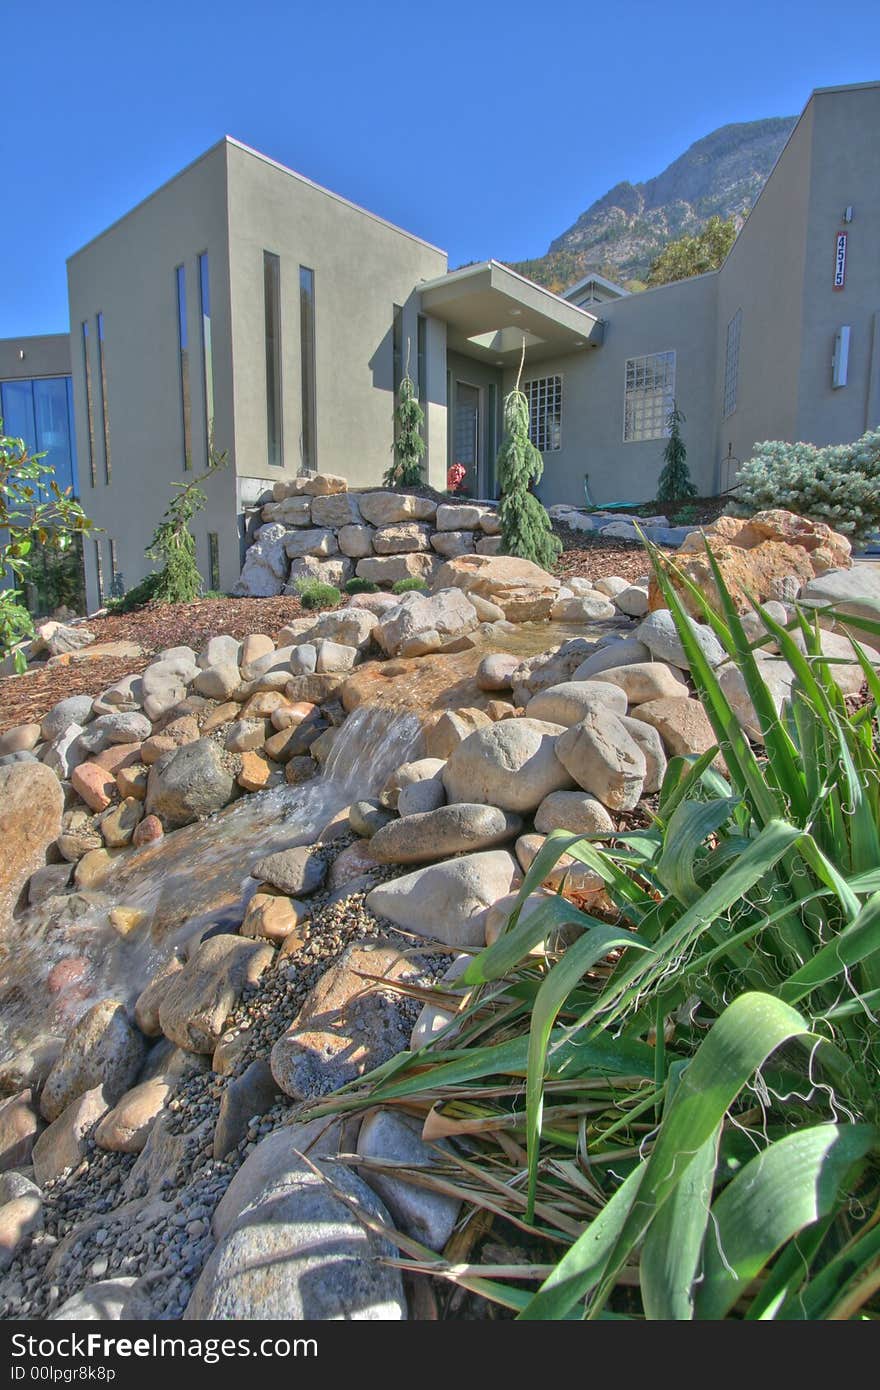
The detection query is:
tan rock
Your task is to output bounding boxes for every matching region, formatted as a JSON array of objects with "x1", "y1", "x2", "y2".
[
  {"x1": 555, "y1": 711, "x2": 647, "y2": 811},
  {"x1": 74, "y1": 846, "x2": 124, "y2": 889},
  {"x1": 433, "y1": 553, "x2": 560, "y2": 621},
  {"x1": 116, "y1": 762, "x2": 149, "y2": 800},
  {"x1": 240, "y1": 892, "x2": 306, "y2": 942},
  {"x1": 94, "y1": 1077, "x2": 171, "y2": 1153},
  {"x1": 157, "y1": 936, "x2": 275, "y2": 1053},
  {"x1": 0, "y1": 723, "x2": 41, "y2": 756},
  {"x1": 0, "y1": 762, "x2": 64, "y2": 924},
  {"x1": 0, "y1": 1089, "x2": 43, "y2": 1172},
  {"x1": 91, "y1": 743, "x2": 143, "y2": 774},
  {"x1": 424, "y1": 707, "x2": 493, "y2": 758},
  {"x1": 32, "y1": 1086, "x2": 111, "y2": 1184},
  {"x1": 590, "y1": 661, "x2": 688, "y2": 704},
  {"x1": 40, "y1": 1000, "x2": 145, "y2": 1121},
  {"x1": 240, "y1": 634, "x2": 275, "y2": 670},
  {"x1": 355, "y1": 552, "x2": 436, "y2": 585},
  {"x1": 0, "y1": 1191, "x2": 43, "y2": 1271},
  {"x1": 99, "y1": 797, "x2": 144, "y2": 847},
  {"x1": 630, "y1": 696, "x2": 720, "y2": 760},
  {"x1": 515, "y1": 832, "x2": 604, "y2": 895},
  {"x1": 534, "y1": 790, "x2": 615, "y2": 836},
  {"x1": 135, "y1": 956, "x2": 185, "y2": 1036},
  {"x1": 141, "y1": 734, "x2": 178, "y2": 765},
  {"x1": 201, "y1": 701, "x2": 241, "y2": 733},
  {"x1": 237, "y1": 751, "x2": 281, "y2": 792}
]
